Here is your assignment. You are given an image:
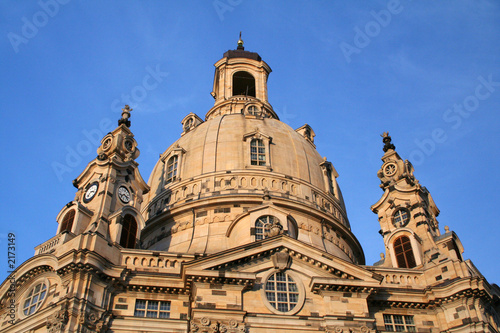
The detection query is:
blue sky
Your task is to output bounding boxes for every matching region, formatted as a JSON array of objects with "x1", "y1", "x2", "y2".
[{"x1": 1, "y1": 1, "x2": 499, "y2": 284}]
